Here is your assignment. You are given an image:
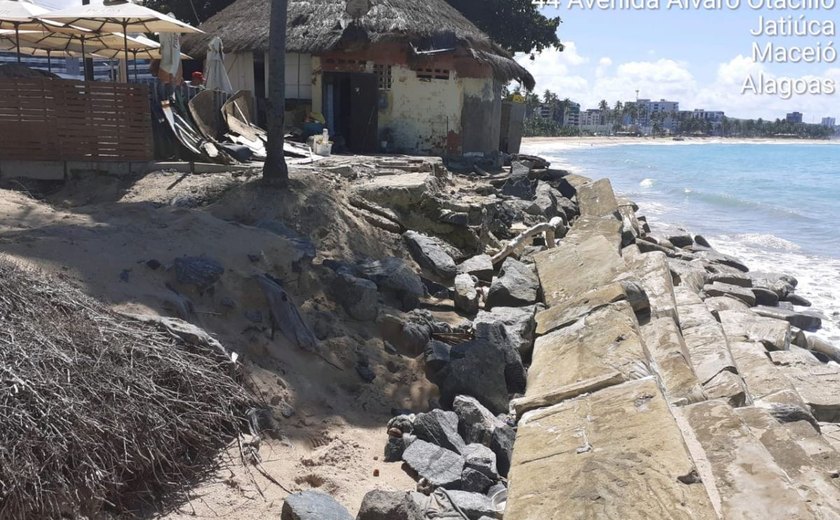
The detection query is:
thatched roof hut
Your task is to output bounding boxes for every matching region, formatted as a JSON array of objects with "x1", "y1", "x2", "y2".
[{"x1": 182, "y1": 0, "x2": 535, "y2": 89}]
